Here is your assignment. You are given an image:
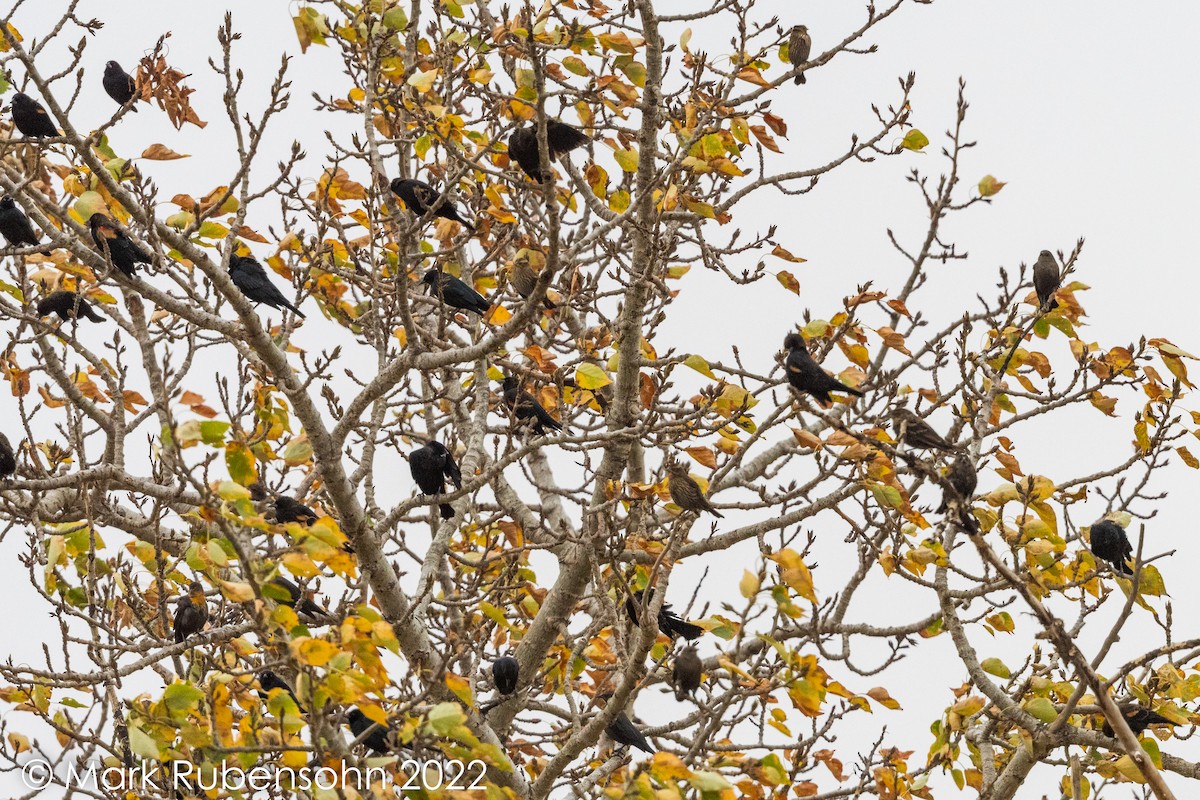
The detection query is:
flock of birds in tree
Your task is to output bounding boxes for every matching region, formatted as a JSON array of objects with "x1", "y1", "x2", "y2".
[{"x1": 0, "y1": 40, "x2": 1174, "y2": 762}]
